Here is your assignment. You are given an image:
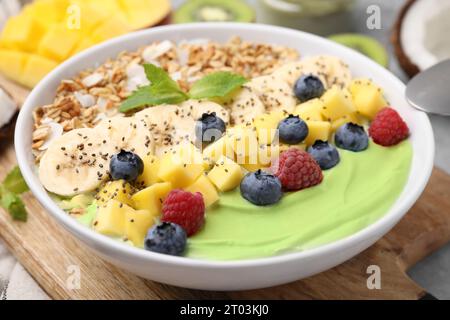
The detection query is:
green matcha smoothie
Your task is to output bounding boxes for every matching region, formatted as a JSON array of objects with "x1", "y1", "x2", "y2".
[{"x1": 187, "y1": 141, "x2": 412, "y2": 260}]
